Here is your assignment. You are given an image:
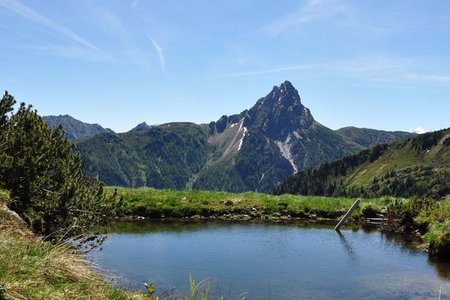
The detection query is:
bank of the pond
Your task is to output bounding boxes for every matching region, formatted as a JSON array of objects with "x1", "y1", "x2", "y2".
[
  {"x1": 108, "y1": 187, "x2": 384, "y2": 221},
  {"x1": 0, "y1": 190, "x2": 145, "y2": 300},
  {"x1": 107, "y1": 187, "x2": 450, "y2": 259}
]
